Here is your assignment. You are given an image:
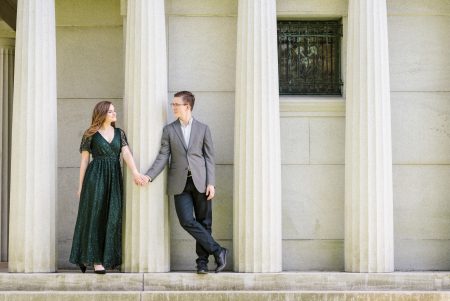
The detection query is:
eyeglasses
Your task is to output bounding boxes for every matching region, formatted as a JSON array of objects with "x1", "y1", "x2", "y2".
[{"x1": 170, "y1": 103, "x2": 188, "y2": 107}]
